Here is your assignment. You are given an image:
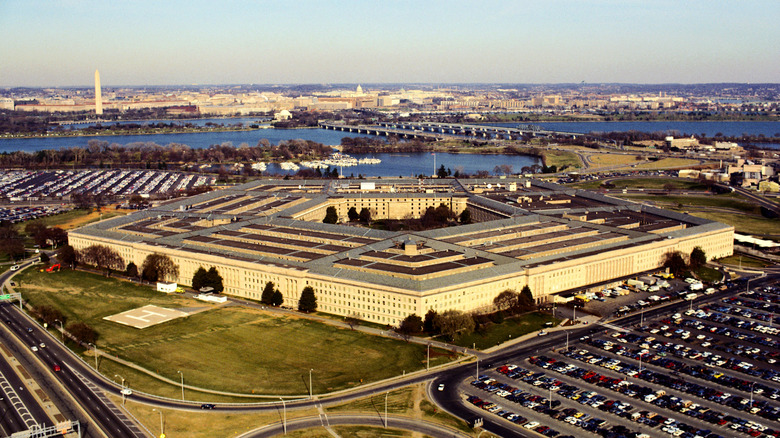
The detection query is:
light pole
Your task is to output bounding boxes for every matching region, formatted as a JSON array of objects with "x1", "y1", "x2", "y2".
[
  {"x1": 177, "y1": 370, "x2": 184, "y2": 401},
  {"x1": 426, "y1": 344, "x2": 430, "y2": 371},
  {"x1": 115, "y1": 374, "x2": 126, "y2": 404},
  {"x1": 55, "y1": 319, "x2": 64, "y2": 342},
  {"x1": 152, "y1": 409, "x2": 164, "y2": 437},
  {"x1": 88, "y1": 343, "x2": 99, "y2": 371},
  {"x1": 549, "y1": 386, "x2": 553, "y2": 410},
  {"x1": 279, "y1": 397, "x2": 287, "y2": 435},
  {"x1": 309, "y1": 369, "x2": 314, "y2": 399},
  {"x1": 476, "y1": 358, "x2": 479, "y2": 381},
  {"x1": 747, "y1": 277, "x2": 751, "y2": 293},
  {"x1": 384, "y1": 391, "x2": 389, "y2": 428},
  {"x1": 565, "y1": 331, "x2": 570, "y2": 352},
  {"x1": 640, "y1": 308, "x2": 644, "y2": 326},
  {"x1": 750, "y1": 382, "x2": 755, "y2": 408}
]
